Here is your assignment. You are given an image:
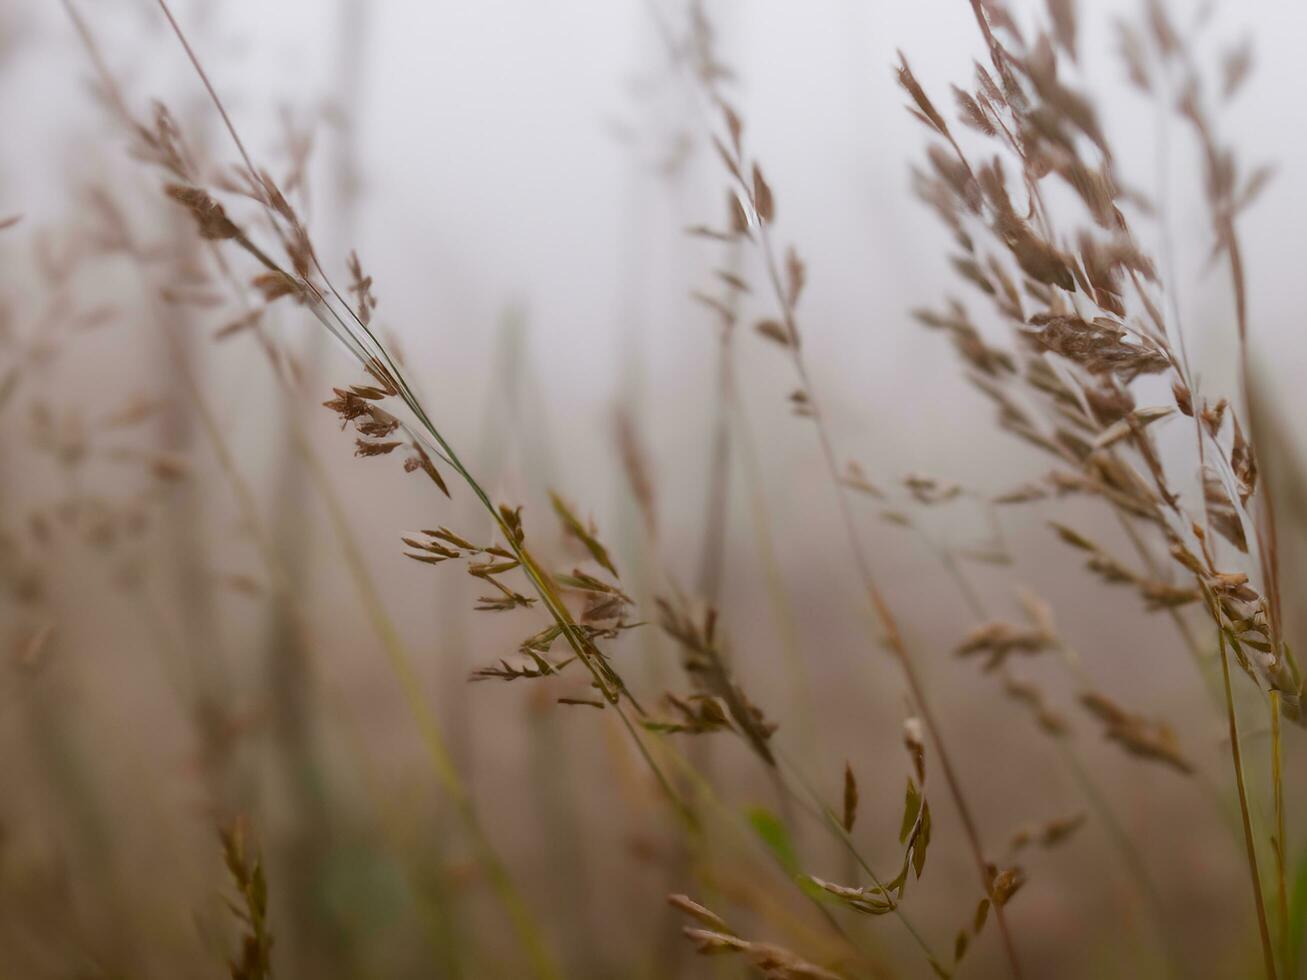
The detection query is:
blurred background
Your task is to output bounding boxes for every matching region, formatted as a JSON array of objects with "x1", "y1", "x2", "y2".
[{"x1": 1, "y1": 0, "x2": 1305, "y2": 977}]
